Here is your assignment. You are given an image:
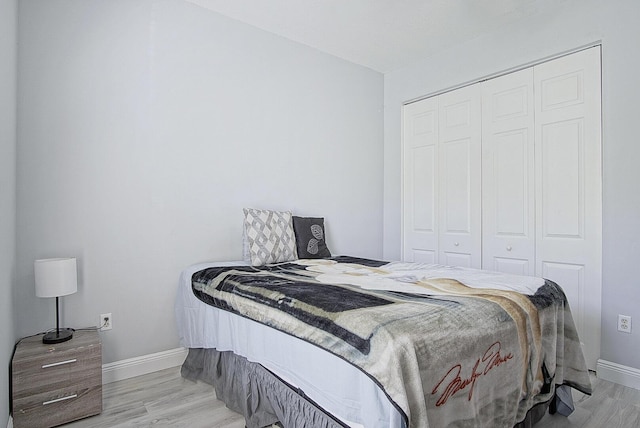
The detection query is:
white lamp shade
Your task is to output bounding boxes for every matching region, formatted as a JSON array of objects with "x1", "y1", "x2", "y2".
[{"x1": 34, "y1": 258, "x2": 78, "y2": 298}]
